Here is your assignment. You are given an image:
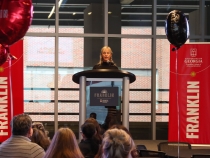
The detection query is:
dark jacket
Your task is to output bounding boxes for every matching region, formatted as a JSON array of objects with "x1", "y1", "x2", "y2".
[
  {"x1": 79, "y1": 138, "x2": 99, "y2": 158},
  {"x1": 93, "y1": 61, "x2": 118, "y2": 69}
]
